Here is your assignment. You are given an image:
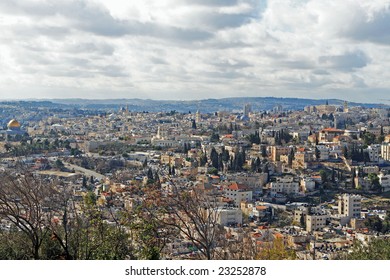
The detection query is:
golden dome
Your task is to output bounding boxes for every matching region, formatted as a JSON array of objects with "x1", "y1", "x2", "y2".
[{"x1": 7, "y1": 119, "x2": 21, "y2": 129}]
